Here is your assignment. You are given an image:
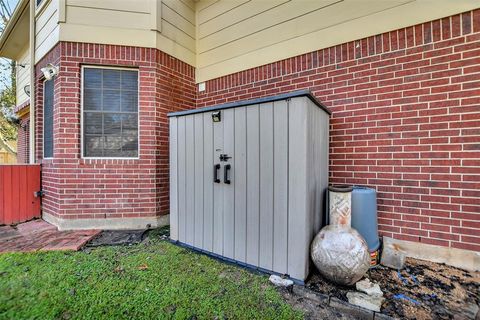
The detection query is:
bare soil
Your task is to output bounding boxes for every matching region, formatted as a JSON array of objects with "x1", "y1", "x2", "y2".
[
  {"x1": 305, "y1": 258, "x2": 480, "y2": 319},
  {"x1": 279, "y1": 288, "x2": 357, "y2": 320}
]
